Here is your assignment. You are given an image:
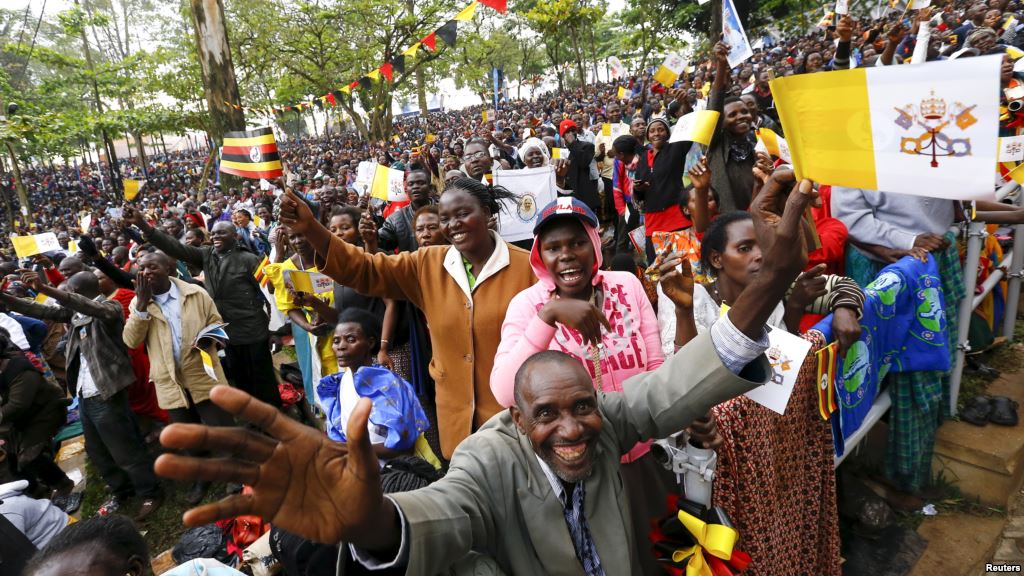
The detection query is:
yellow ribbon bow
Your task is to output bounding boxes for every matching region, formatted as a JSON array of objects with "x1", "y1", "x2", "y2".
[{"x1": 670, "y1": 507, "x2": 740, "y2": 576}]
